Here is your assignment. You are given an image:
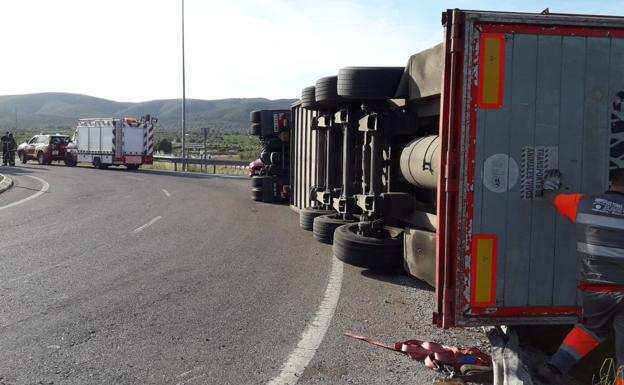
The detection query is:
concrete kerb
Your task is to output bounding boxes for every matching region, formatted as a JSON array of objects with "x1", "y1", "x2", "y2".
[{"x1": 0, "y1": 174, "x2": 14, "y2": 194}]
